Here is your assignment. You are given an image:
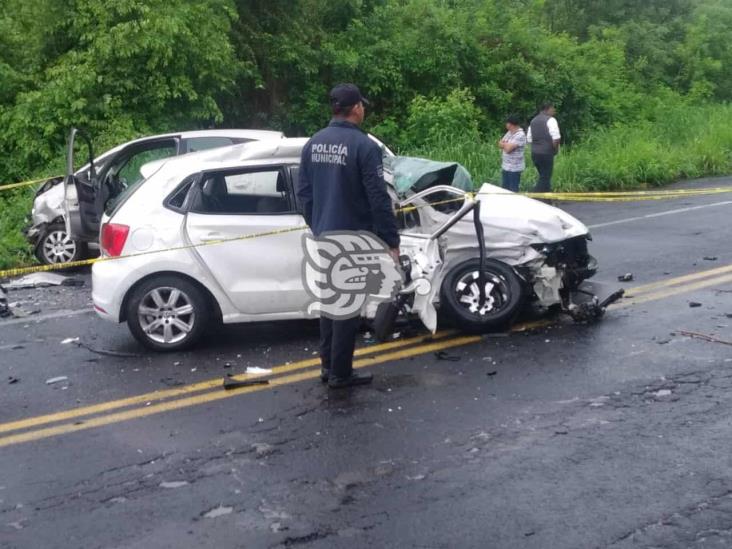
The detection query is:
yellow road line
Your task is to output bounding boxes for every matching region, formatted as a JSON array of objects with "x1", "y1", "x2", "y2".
[
  {"x1": 0, "y1": 330, "x2": 457, "y2": 435},
  {"x1": 617, "y1": 272, "x2": 732, "y2": 307},
  {"x1": 624, "y1": 263, "x2": 732, "y2": 297},
  {"x1": 3, "y1": 266, "x2": 729, "y2": 448},
  {"x1": 0, "y1": 335, "x2": 481, "y2": 448}
]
